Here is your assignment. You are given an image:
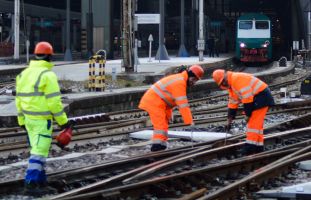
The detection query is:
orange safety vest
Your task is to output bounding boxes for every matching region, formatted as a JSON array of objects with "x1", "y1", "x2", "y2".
[
  {"x1": 139, "y1": 71, "x2": 193, "y2": 125},
  {"x1": 227, "y1": 71, "x2": 267, "y2": 109}
]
